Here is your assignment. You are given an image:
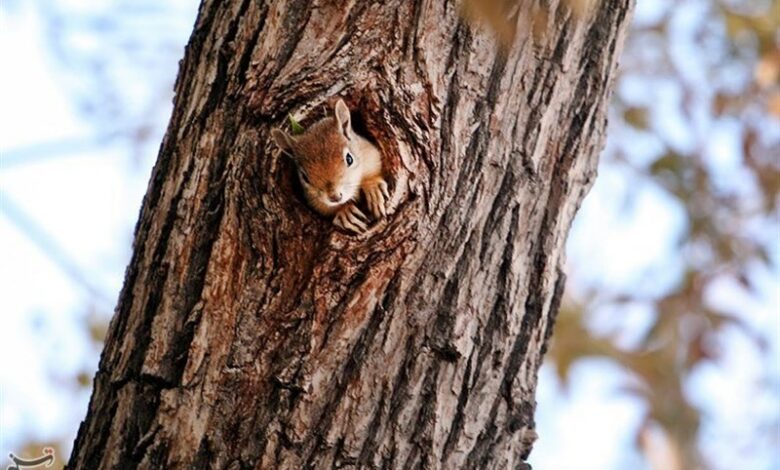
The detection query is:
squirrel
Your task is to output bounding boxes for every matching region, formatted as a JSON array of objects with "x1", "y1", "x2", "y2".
[{"x1": 271, "y1": 99, "x2": 389, "y2": 234}]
